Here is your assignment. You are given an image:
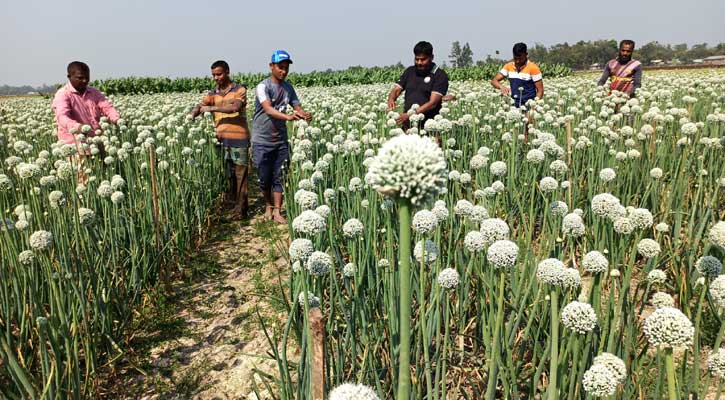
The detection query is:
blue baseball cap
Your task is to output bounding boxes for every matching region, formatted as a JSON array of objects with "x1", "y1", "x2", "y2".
[{"x1": 271, "y1": 50, "x2": 293, "y2": 64}]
